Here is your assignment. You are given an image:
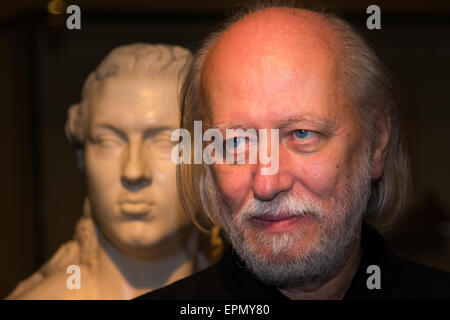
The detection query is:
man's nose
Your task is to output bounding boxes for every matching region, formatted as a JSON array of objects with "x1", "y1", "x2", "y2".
[
  {"x1": 121, "y1": 137, "x2": 151, "y2": 191},
  {"x1": 251, "y1": 155, "x2": 293, "y2": 201}
]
